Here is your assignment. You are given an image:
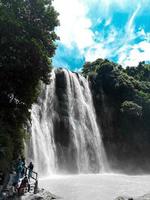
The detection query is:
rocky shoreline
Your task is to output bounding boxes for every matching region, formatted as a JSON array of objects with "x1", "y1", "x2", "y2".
[
  {"x1": 3, "y1": 188, "x2": 61, "y2": 200},
  {"x1": 20, "y1": 192, "x2": 150, "y2": 200},
  {"x1": 115, "y1": 193, "x2": 150, "y2": 200},
  {"x1": 19, "y1": 191, "x2": 150, "y2": 200},
  {"x1": 3, "y1": 189, "x2": 150, "y2": 200},
  {"x1": 20, "y1": 189, "x2": 61, "y2": 200}
]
